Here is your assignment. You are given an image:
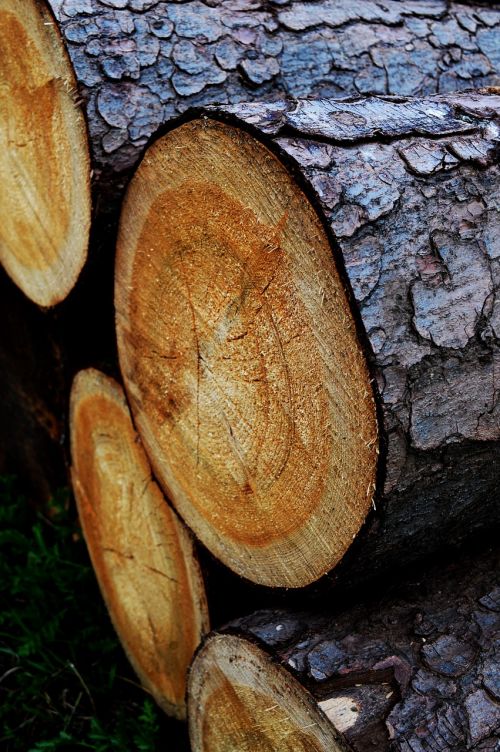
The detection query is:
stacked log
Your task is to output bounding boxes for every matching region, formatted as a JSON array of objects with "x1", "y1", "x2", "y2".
[
  {"x1": 2, "y1": 0, "x2": 500, "y2": 745},
  {"x1": 115, "y1": 91, "x2": 500, "y2": 587},
  {"x1": 2, "y1": 0, "x2": 500, "y2": 499},
  {"x1": 0, "y1": 0, "x2": 91, "y2": 306},
  {"x1": 70, "y1": 368, "x2": 209, "y2": 718},
  {"x1": 190, "y1": 547, "x2": 500, "y2": 751}
]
